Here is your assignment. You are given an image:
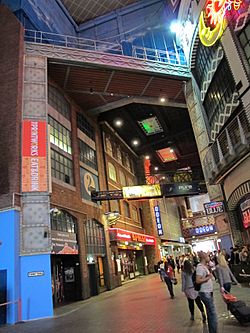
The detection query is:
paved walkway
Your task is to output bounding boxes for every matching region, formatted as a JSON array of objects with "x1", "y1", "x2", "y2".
[{"x1": 1, "y1": 274, "x2": 250, "y2": 333}]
